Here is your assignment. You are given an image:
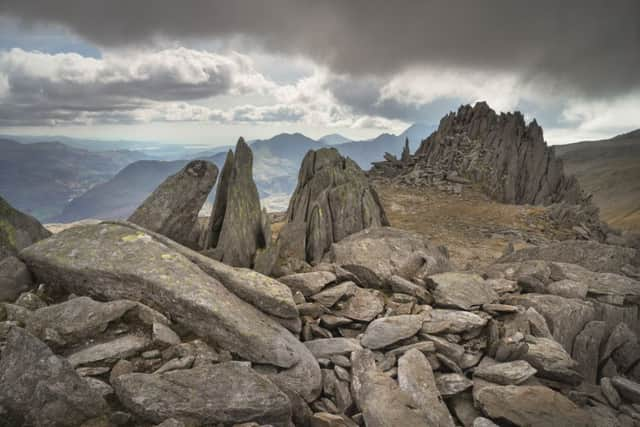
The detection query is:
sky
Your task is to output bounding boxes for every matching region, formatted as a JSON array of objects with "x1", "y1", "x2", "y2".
[{"x1": 0, "y1": 1, "x2": 638, "y2": 146}]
